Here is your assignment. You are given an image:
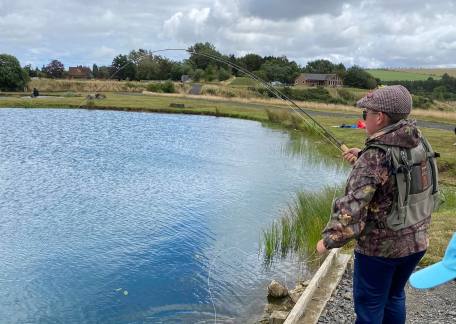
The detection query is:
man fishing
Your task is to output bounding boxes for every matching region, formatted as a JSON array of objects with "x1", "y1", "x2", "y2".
[{"x1": 316, "y1": 85, "x2": 439, "y2": 324}]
